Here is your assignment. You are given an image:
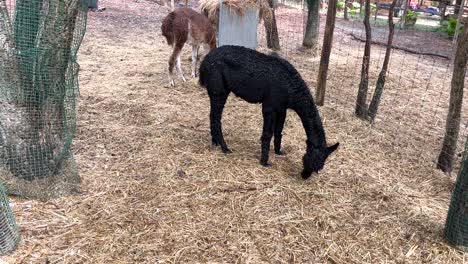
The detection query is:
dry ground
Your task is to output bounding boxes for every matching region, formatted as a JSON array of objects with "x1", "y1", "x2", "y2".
[{"x1": 2, "y1": 0, "x2": 468, "y2": 263}]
